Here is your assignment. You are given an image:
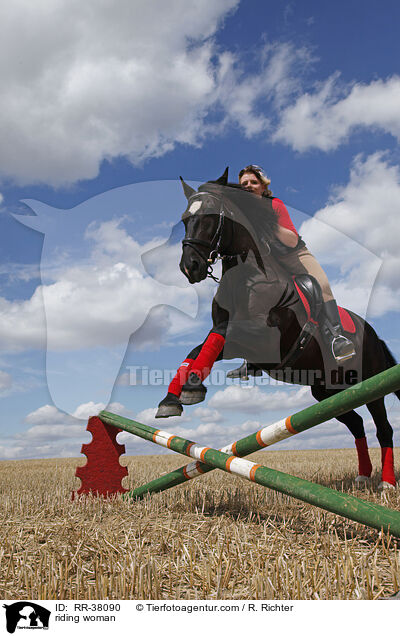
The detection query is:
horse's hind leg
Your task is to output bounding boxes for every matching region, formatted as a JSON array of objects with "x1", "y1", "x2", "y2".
[
  {"x1": 311, "y1": 386, "x2": 372, "y2": 483},
  {"x1": 365, "y1": 398, "x2": 396, "y2": 488},
  {"x1": 335, "y1": 410, "x2": 373, "y2": 483}
]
